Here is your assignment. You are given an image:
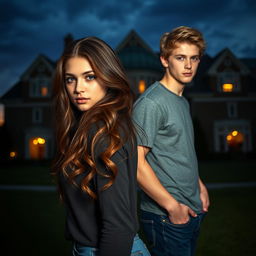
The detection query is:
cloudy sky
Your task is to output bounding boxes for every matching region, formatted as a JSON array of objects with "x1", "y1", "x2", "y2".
[{"x1": 0, "y1": 0, "x2": 256, "y2": 96}]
